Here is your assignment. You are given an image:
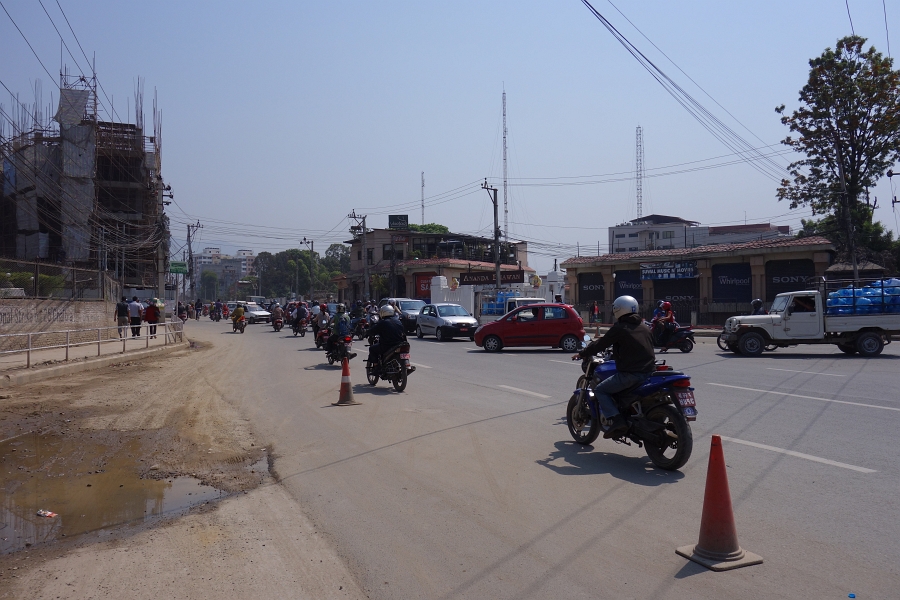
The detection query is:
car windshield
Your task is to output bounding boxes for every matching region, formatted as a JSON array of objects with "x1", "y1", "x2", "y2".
[
  {"x1": 438, "y1": 305, "x2": 469, "y2": 317},
  {"x1": 399, "y1": 300, "x2": 426, "y2": 312},
  {"x1": 245, "y1": 303, "x2": 261, "y2": 310},
  {"x1": 769, "y1": 296, "x2": 789, "y2": 313},
  {"x1": 327, "y1": 303, "x2": 339, "y2": 313}
]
